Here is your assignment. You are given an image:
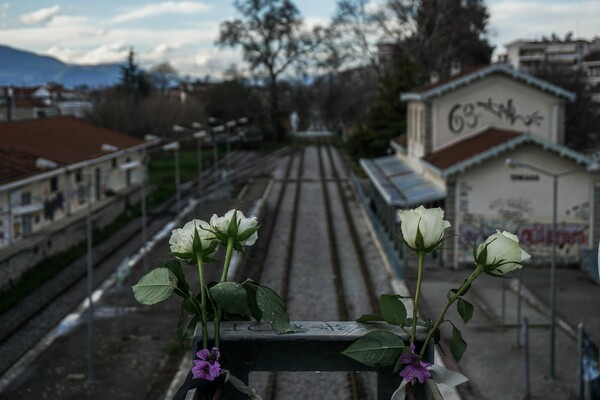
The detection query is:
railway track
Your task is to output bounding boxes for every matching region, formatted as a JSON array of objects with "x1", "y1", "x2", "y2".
[
  {"x1": 0, "y1": 148, "x2": 278, "y2": 379},
  {"x1": 249, "y1": 141, "x2": 388, "y2": 400}
]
